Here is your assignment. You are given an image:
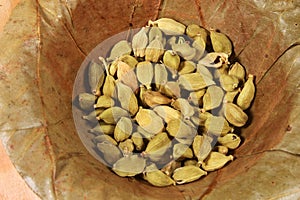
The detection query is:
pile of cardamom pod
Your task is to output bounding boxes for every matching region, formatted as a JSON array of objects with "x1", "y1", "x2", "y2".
[{"x1": 76, "y1": 18, "x2": 255, "y2": 187}]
